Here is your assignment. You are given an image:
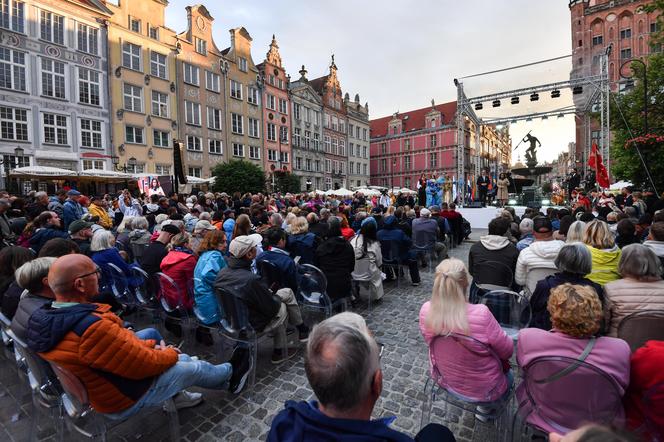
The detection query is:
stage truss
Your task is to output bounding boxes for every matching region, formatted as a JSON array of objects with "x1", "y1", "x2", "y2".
[{"x1": 453, "y1": 48, "x2": 610, "y2": 205}]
